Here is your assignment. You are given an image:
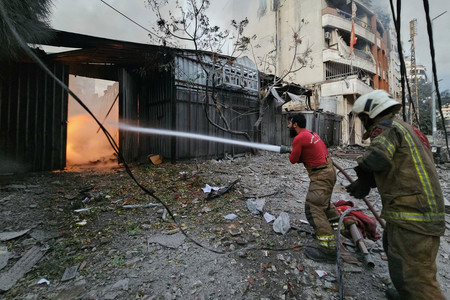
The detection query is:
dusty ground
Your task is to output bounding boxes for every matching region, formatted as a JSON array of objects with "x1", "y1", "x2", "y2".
[{"x1": 1, "y1": 148, "x2": 450, "y2": 300}]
